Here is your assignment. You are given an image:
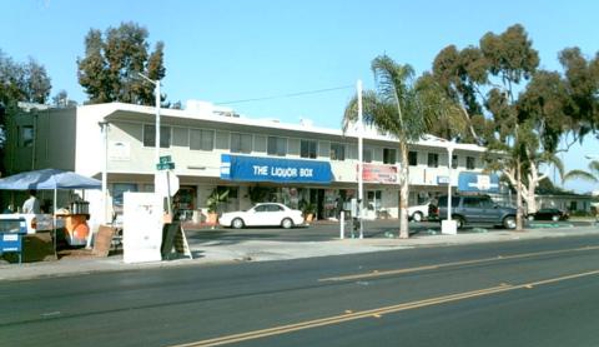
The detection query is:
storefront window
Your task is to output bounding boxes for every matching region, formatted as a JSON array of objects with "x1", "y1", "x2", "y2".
[
  {"x1": 367, "y1": 190, "x2": 382, "y2": 211},
  {"x1": 324, "y1": 189, "x2": 337, "y2": 219},
  {"x1": 280, "y1": 187, "x2": 300, "y2": 208},
  {"x1": 173, "y1": 187, "x2": 196, "y2": 220}
]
